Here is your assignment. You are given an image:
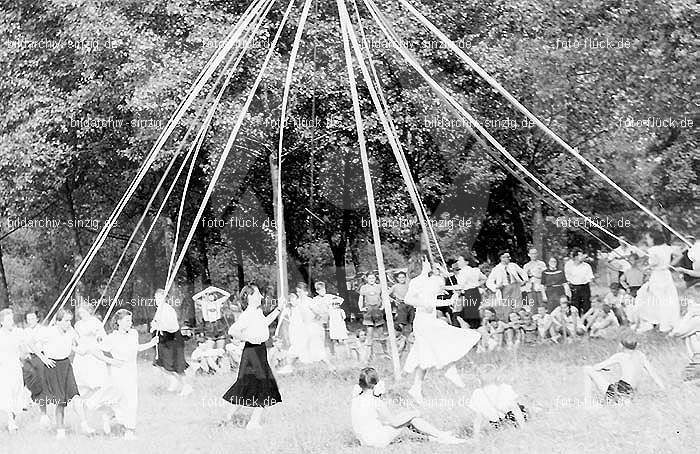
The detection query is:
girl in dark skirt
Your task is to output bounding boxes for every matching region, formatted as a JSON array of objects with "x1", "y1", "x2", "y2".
[
  {"x1": 151, "y1": 289, "x2": 192, "y2": 396},
  {"x1": 35, "y1": 309, "x2": 92, "y2": 438},
  {"x1": 222, "y1": 283, "x2": 281, "y2": 430}
]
